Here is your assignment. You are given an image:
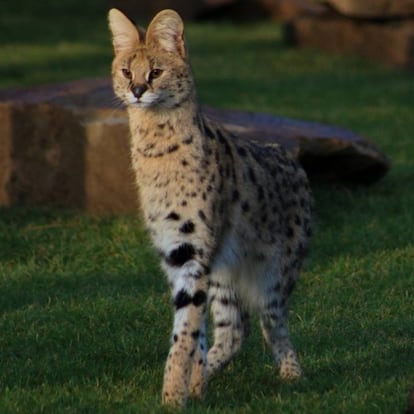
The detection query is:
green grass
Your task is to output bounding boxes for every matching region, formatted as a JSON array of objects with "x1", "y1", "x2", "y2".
[{"x1": 1, "y1": 1, "x2": 413, "y2": 413}]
